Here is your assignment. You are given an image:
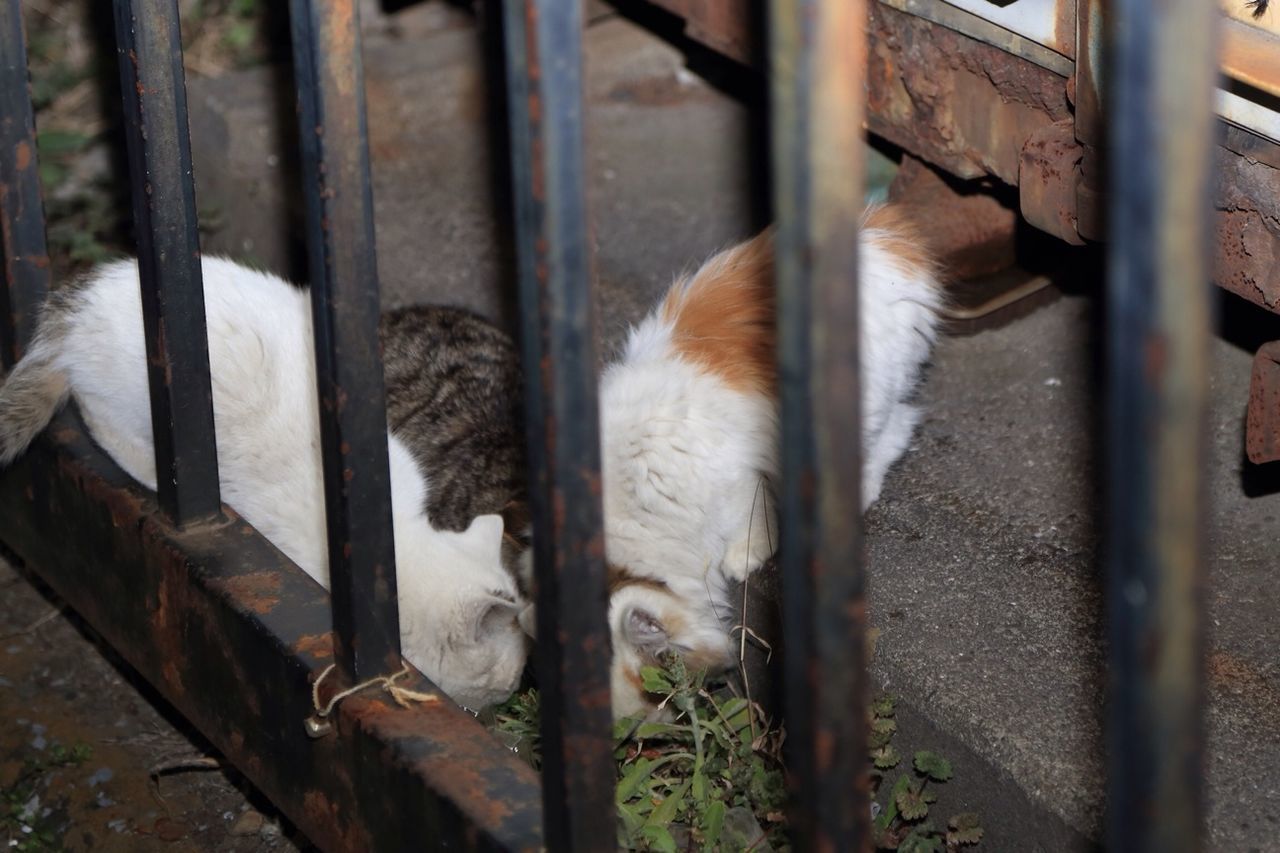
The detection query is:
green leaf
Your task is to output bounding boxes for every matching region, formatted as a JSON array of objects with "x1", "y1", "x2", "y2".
[
  {"x1": 640, "y1": 823, "x2": 678, "y2": 853},
  {"x1": 640, "y1": 665, "x2": 674, "y2": 694},
  {"x1": 617, "y1": 755, "x2": 686, "y2": 804},
  {"x1": 871, "y1": 695, "x2": 896, "y2": 718},
  {"x1": 871, "y1": 744, "x2": 901, "y2": 770},
  {"x1": 700, "y1": 799, "x2": 726, "y2": 849},
  {"x1": 947, "y1": 812, "x2": 984, "y2": 846},
  {"x1": 896, "y1": 784, "x2": 930, "y2": 821},
  {"x1": 871, "y1": 716, "x2": 897, "y2": 736},
  {"x1": 913, "y1": 751, "x2": 953, "y2": 783},
  {"x1": 876, "y1": 774, "x2": 912, "y2": 832},
  {"x1": 617, "y1": 757, "x2": 654, "y2": 804},
  {"x1": 37, "y1": 129, "x2": 91, "y2": 157},
  {"x1": 646, "y1": 778, "x2": 692, "y2": 828},
  {"x1": 898, "y1": 824, "x2": 943, "y2": 853},
  {"x1": 38, "y1": 162, "x2": 66, "y2": 190},
  {"x1": 692, "y1": 767, "x2": 707, "y2": 806}
]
